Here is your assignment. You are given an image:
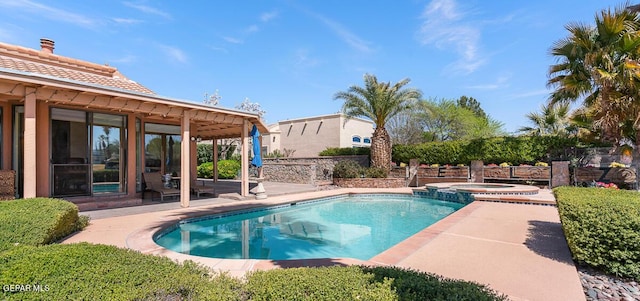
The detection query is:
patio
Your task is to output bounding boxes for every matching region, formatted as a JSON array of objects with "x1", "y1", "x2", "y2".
[{"x1": 62, "y1": 183, "x2": 585, "y2": 301}]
